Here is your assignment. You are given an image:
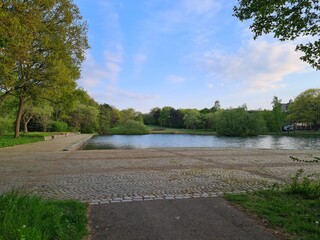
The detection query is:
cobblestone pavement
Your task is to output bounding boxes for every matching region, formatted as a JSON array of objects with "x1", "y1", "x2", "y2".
[{"x1": 0, "y1": 135, "x2": 319, "y2": 204}]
